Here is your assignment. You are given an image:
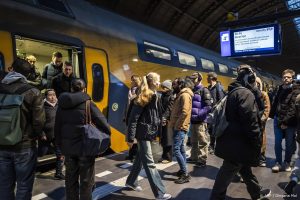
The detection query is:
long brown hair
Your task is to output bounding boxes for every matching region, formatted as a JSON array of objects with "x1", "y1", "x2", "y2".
[{"x1": 135, "y1": 72, "x2": 160, "y2": 107}]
